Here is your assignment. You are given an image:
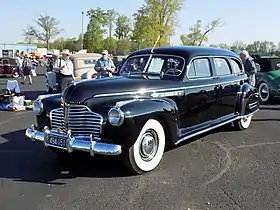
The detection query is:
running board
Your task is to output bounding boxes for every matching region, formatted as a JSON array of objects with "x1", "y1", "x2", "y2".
[{"x1": 175, "y1": 111, "x2": 258, "y2": 146}]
